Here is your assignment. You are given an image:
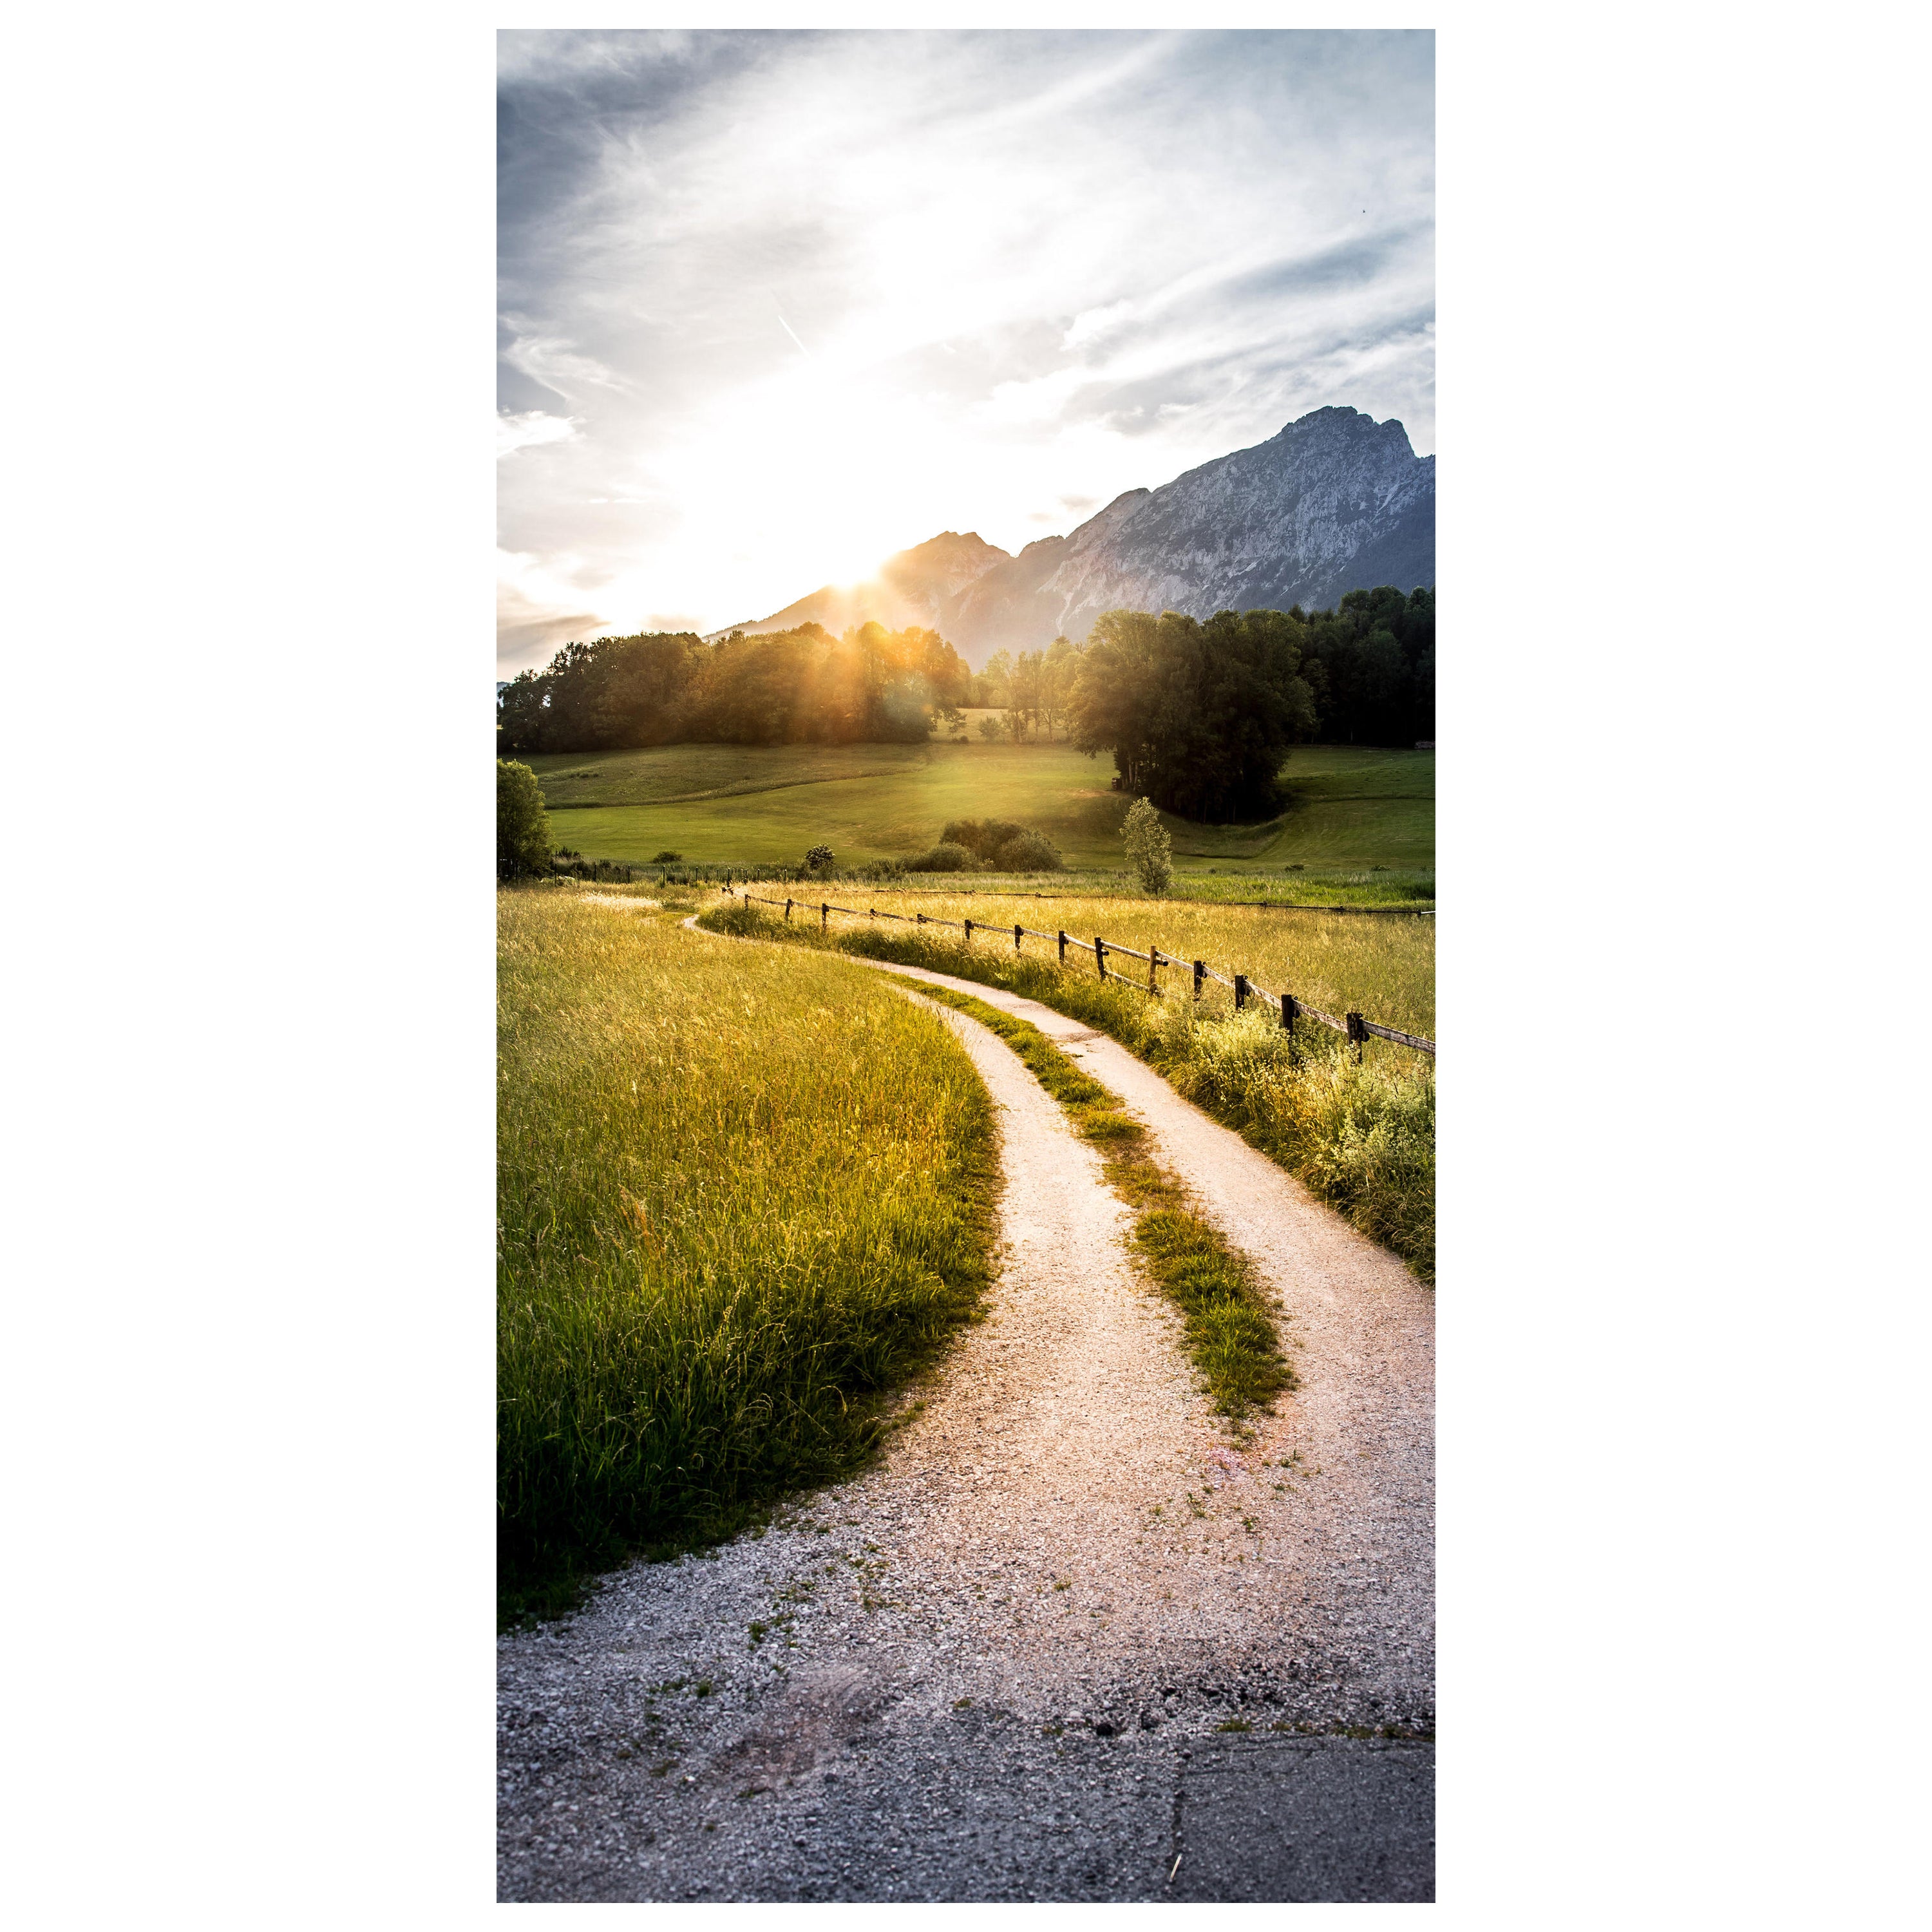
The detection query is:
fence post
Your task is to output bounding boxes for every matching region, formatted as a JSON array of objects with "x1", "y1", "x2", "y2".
[
  {"x1": 918, "y1": 912, "x2": 926, "y2": 925},
  {"x1": 1094, "y1": 936, "x2": 1106, "y2": 981},
  {"x1": 785, "y1": 898, "x2": 793, "y2": 922},
  {"x1": 1347, "y1": 1012, "x2": 1367, "y2": 1062},
  {"x1": 1014, "y1": 922, "x2": 1021, "y2": 953},
  {"x1": 1058, "y1": 929, "x2": 1068, "y2": 965},
  {"x1": 1235, "y1": 973, "x2": 1248, "y2": 1010},
  {"x1": 964, "y1": 918, "x2": 973, "y2": 945},
  {"x1": 1148, "y1": 948, "x2": 1157, "y2": 995},
  {"x1": 1282, "y1": 993, "x2": 1298, "y2": 1039},
  {"x1": 821, "y1": 902, "x2": 828, "y2": 930},
  {"x1": 1193, "y1": 959, "x2": 1204, "y2": 1001}
]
